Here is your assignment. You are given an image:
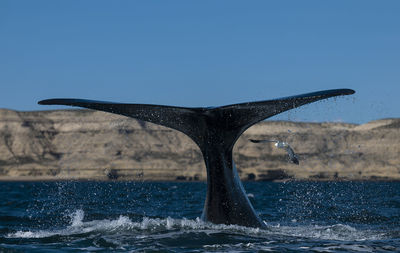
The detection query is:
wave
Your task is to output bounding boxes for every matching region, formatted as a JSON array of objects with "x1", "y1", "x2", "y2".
[{"x1": 6, "y1": 209, "x2": 386, "y2": 242}]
